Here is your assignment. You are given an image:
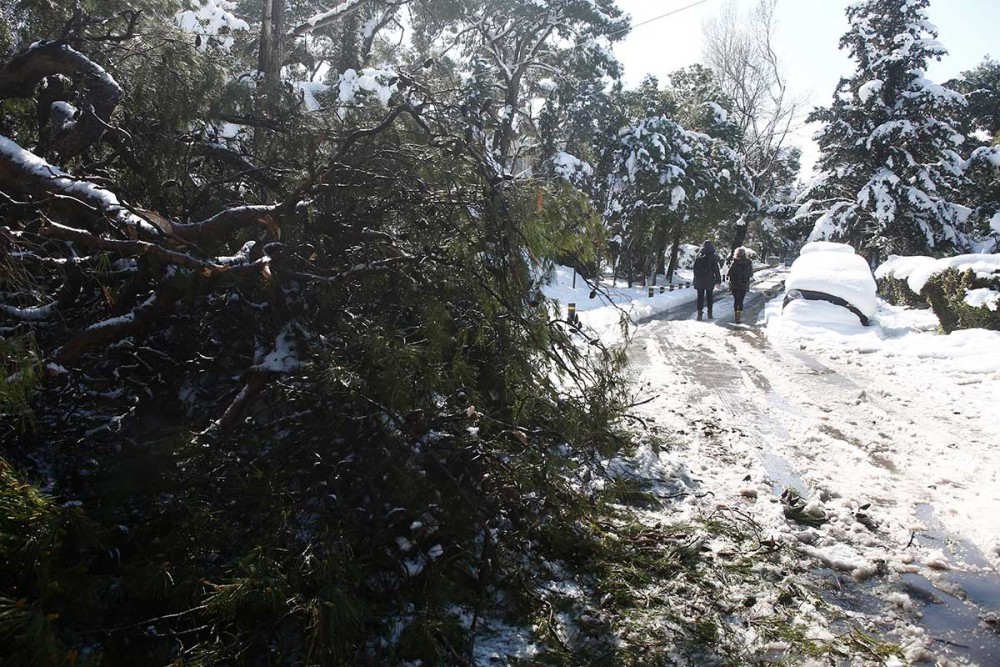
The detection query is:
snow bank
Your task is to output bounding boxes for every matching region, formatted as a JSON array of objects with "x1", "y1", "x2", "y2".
[
  {"x1": 540, "y1": 264, "x2": 701, "y2": 345},
  {"x1": 905, "y1": 253, "x2": 1000, "y2": 293},
  {"x1": 776, "y1": 299, "x2": 870, "y2": 335},
  {"x1": 873, "y1": 254, "x2": 936, "y2": 281}
]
